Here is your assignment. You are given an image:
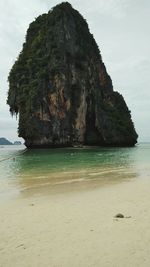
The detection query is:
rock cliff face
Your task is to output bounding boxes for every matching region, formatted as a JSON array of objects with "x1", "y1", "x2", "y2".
[{"x1": 7, "y1": 2, "x2": 138, "y2": 148}]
